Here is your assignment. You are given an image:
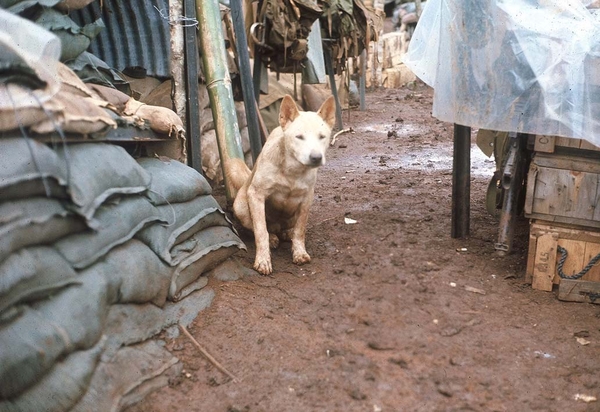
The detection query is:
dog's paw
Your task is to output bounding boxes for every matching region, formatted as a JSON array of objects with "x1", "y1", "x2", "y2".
[
  {"x1": 269, "y1": 233, "x2": 280, "y2": 249},
  {"x1": 254, "y1": 256, "x2": 273, "y2": 275},
  {"x1": 292, "y1": 250, "x2": 311, "y2": 265}
]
